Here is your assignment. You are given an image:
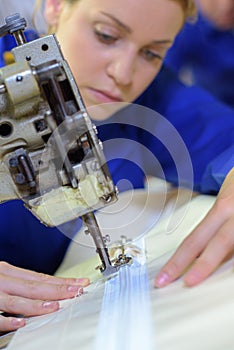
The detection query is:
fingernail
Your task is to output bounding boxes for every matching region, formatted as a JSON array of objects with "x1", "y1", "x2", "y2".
[
  {"x1": 11, "y1": 318, "x2": 25, "y2": 327},
  {"x1": 67, "y1": 285, "x2": 83, "y2": 293},
  {"x1": 155, "y1": 272, "x2": 169, "y2": 287},
  {"x1": 42, "y1": 301, "x2": 59, "y2": 309}
]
